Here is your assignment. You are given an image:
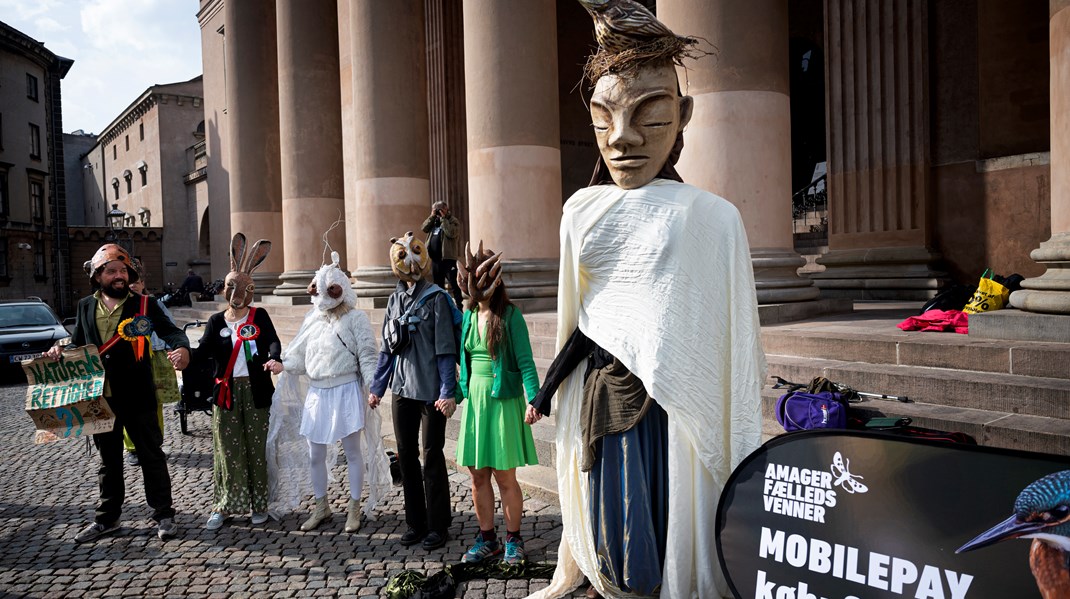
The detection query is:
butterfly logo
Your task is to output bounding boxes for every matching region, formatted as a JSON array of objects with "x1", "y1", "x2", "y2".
[{"x1": 830, "y1": 451, "x2": 868, "y2": 494}]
